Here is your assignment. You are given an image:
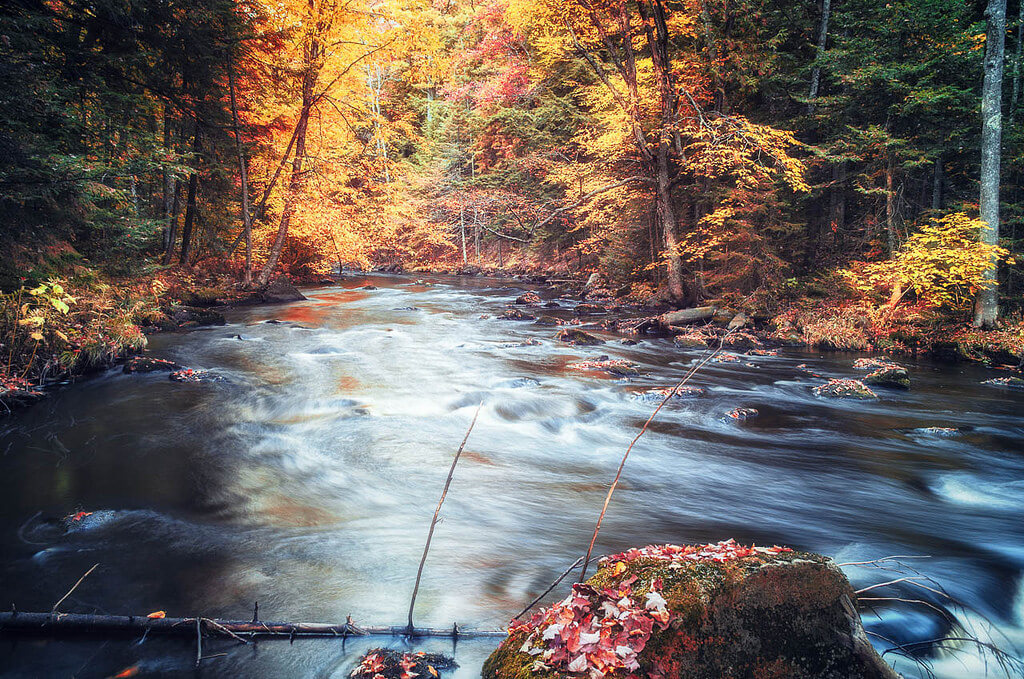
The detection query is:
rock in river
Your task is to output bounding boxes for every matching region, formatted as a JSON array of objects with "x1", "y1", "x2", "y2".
[
  {"x1": 123, "y1": 356, "x2": 182, "y2": 374},
  {"x1": 864, "y1": 365, "x2": 910, "y2": 389},
  {"x1": 516, "y1": 292, "x2": 542, "y2": 305},
  {"x1": 501, "y1": 308, "x2": 536, "y2": 321},
  {"x1": 484, "y1": 540, "x2": 897, "y2": 679},
  {"x1": 554, "y1": 328, "x2": 603, "y2": 345},
  {"x1": 813, "y1": 378, "x2": 878, "y2": 400},
  {"x1": 262, "y1": 279, "x2": 306, "y2": 303}
]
